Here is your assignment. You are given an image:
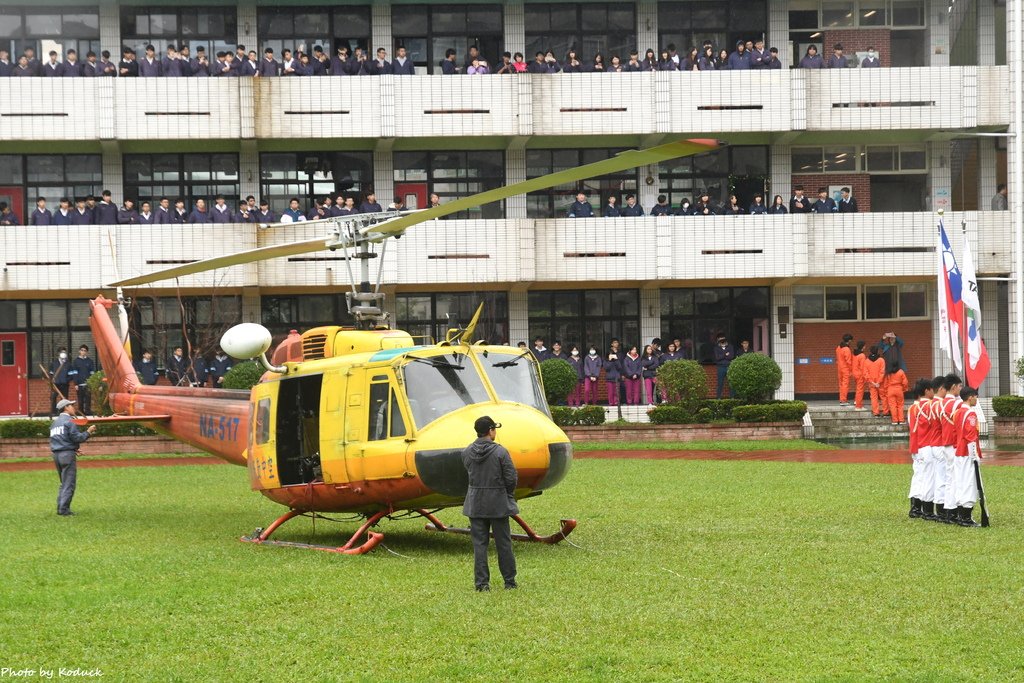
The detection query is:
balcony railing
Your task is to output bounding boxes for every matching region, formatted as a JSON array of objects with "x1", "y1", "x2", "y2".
[
  {"x1": 0, "y1": 212, "x2": 1006, "y2": 293},
  {"x1": 0, "y1": 67, "x2": 1009, "y2": 142}
]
